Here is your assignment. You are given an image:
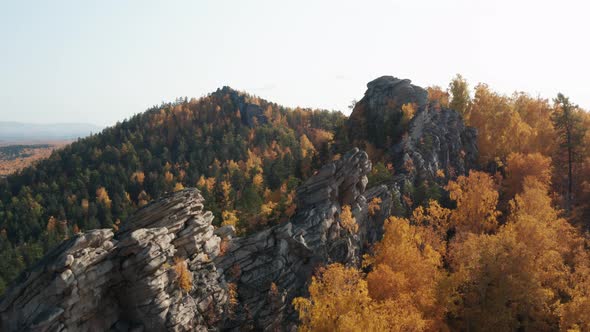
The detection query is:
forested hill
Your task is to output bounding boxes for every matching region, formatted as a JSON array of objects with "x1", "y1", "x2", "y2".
[{"x1": 0, "y1": 87, "x2": 346, "y2": 292}]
